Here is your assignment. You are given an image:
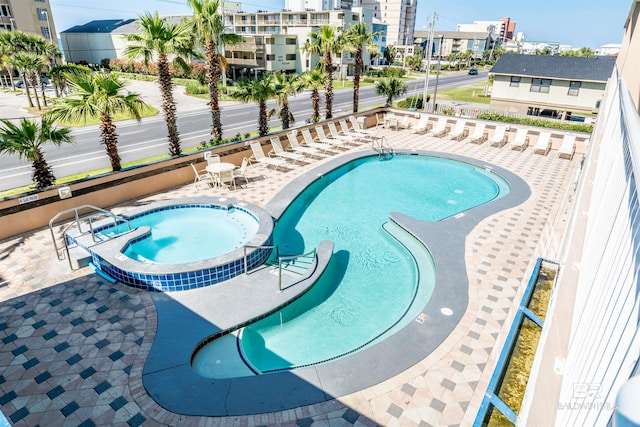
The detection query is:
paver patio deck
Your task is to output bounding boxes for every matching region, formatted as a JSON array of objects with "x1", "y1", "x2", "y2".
[{"x1": 0, "y1": 123, "x2": 580, "y2": 426}]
